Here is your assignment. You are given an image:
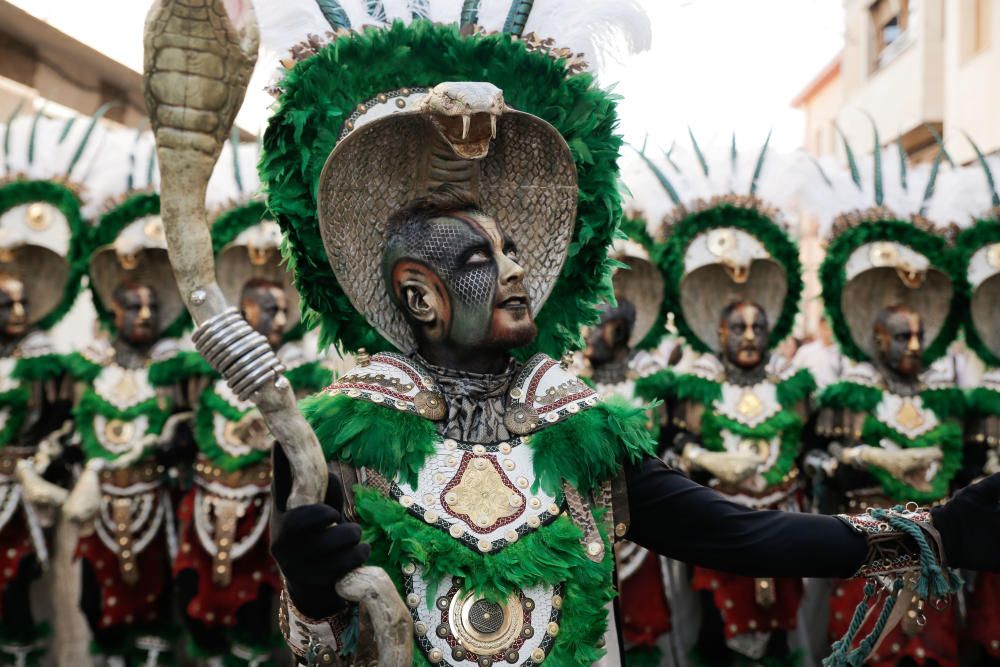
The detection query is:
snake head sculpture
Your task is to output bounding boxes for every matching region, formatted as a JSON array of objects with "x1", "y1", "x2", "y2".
[
  {"x1": 419, "y1": 82, "x2": 505, "y2": 160},
  {"x1": 143, "y1": 0, "x2": 259, "y2": 311}
]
